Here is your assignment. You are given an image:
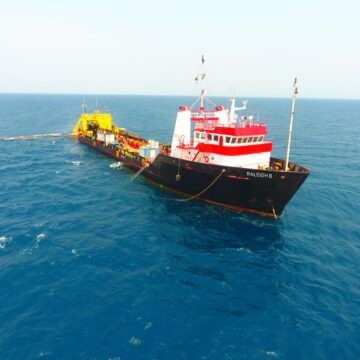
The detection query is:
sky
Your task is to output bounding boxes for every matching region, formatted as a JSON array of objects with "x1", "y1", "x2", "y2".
[{"x1": 0, "y1": 0, "x2": 359, "y2": 99}]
